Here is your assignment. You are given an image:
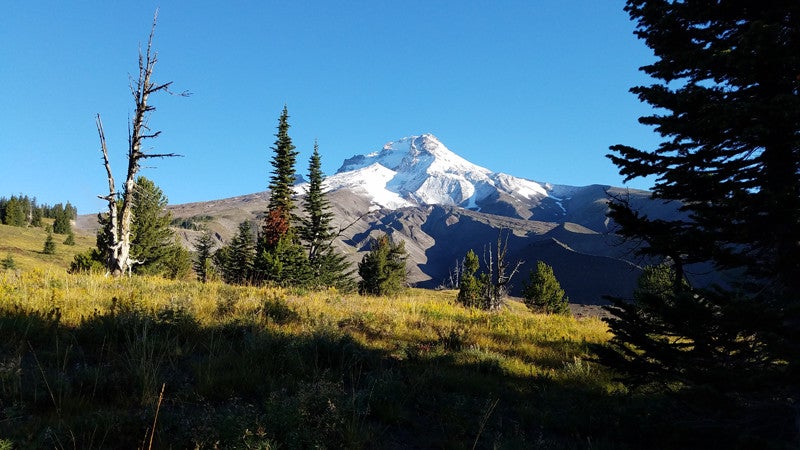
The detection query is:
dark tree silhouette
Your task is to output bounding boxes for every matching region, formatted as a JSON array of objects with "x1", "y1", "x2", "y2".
[{"x1": 597, "y1": 0, "x2": 800, "y2": 431}]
